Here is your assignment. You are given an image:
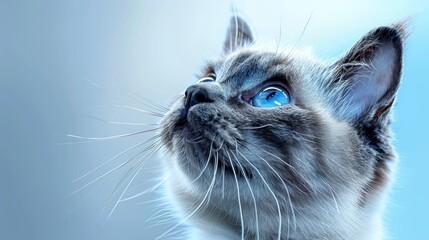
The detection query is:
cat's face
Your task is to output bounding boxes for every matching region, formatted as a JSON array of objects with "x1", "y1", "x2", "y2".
[{"x1": 160, "y1": 16, "x2": 404, "y2": 238}]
